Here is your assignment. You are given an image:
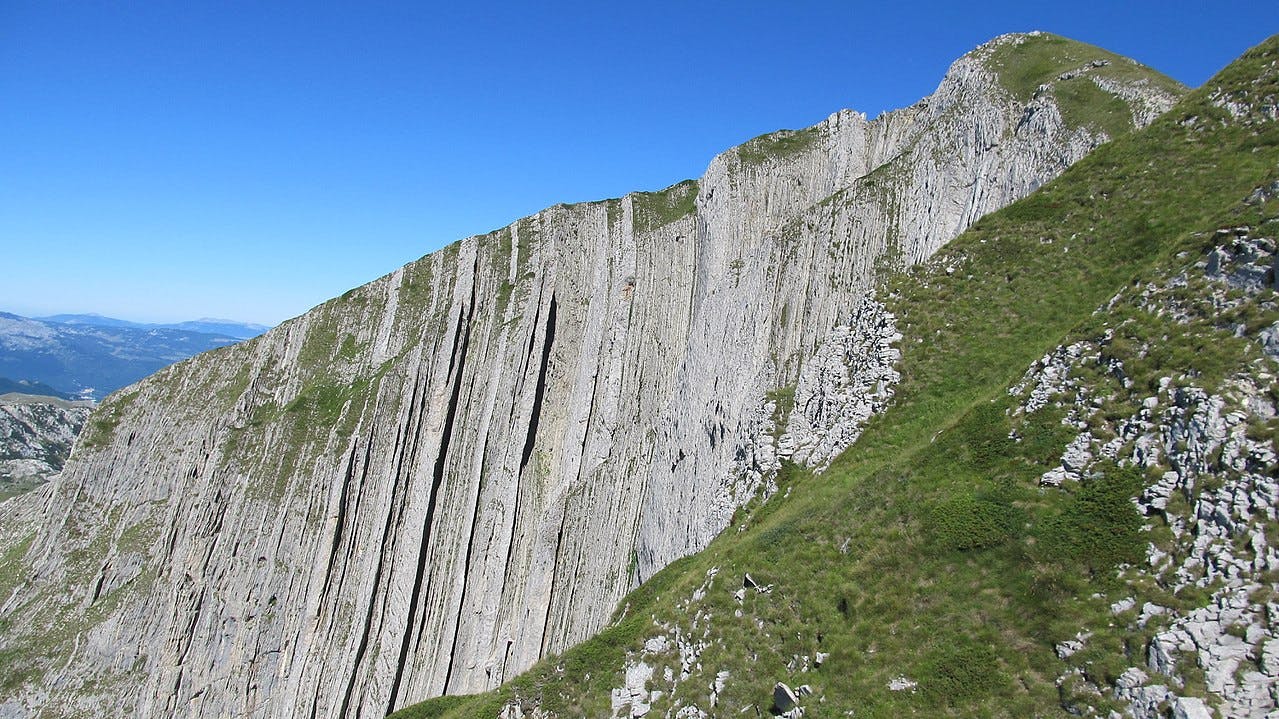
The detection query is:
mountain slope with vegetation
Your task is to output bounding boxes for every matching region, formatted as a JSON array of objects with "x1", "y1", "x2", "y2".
[{"x1": 394, "y1": 33, "x2": 1279, "y2": 719}]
